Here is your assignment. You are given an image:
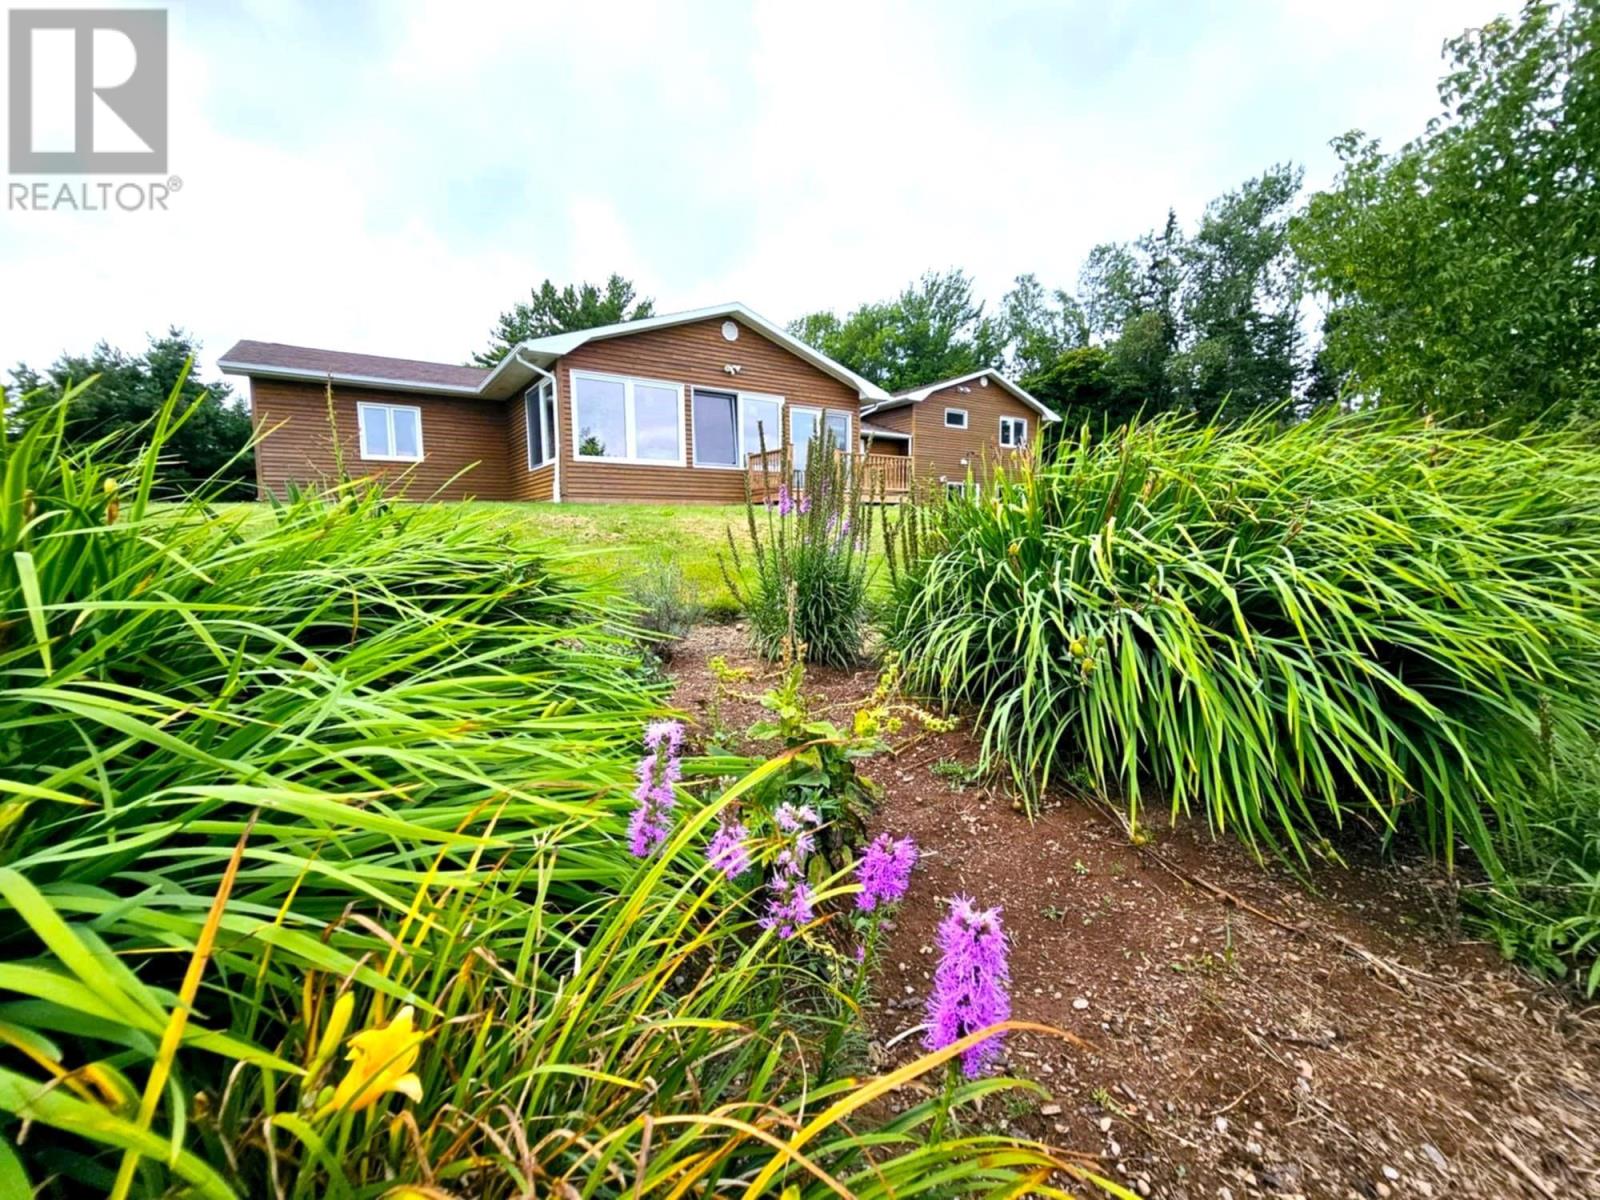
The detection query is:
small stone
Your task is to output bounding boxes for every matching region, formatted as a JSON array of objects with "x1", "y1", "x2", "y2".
[
  {"x1": 1041, "y1": 1103, "x2": 1061, "y2": 1116},
  {"x1": 1421, "y1": 1143, "x2": 1447, "y2": 1171},
  {"x1": 1108, "y1": 1138, "x2": 1121, "y2": 1158},
  {"x1": 1073, "y1": 997, "x2": 1090, "y2": 1010},
  {"x1": 1382, "y1": 1166, "x2": 1400, "y2": 1182},
  {"x1": 1214, "y1": 1116, "x2": 1229, "y2": 1135},
  {"x1": 1376, "y1": 1184, "x2": 1392, "y2": 1199},
  {"x1": 1099, "y1": 1116, "x2": 1113, "y2": 1133}
]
